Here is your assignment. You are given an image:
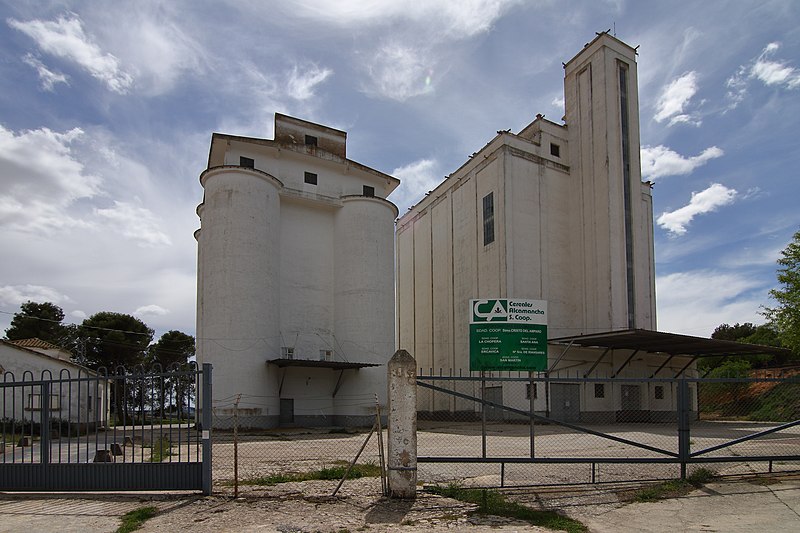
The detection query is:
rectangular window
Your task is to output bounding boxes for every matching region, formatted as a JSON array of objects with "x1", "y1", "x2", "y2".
[
  {"x1": 482, "y1": 192, "x2": 494, "y2": 245},
  {"x1": 550, "y1": 143, "x2": 560, "y2": 157},
  {"x1": 28, "y1": 394, "x2": 60, "y2": 410},
  {"x1": 526, "y1": 383, "x2": 538, "y2": 400},
  {"x1": 88, "y1": 394, "x2": 93, "y2": 412},
  {"x1": 305, "y1": 134, "x2": 318, "y2": 146},
  {"x1": 239, "y1": 156, "x2": 255, "y2": 168},
  {"x1": 304, "y1": 171, "x2": 318, "y2": 185},
  {"x1": 654, "y1": 385, "x2": 664, "y2": 400},
  {"x1": 281, "y1": 346, "x2": 294, "y2": 359},
  {"x1": 594, "y1": 383, "x2": 605, "y2": 398},
  {"x1": 363, "y1": 185, "x2": 375, "y2": 197},
  {"x1": 319, "y1": 349, "x2": 332, "y2": 361}
]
